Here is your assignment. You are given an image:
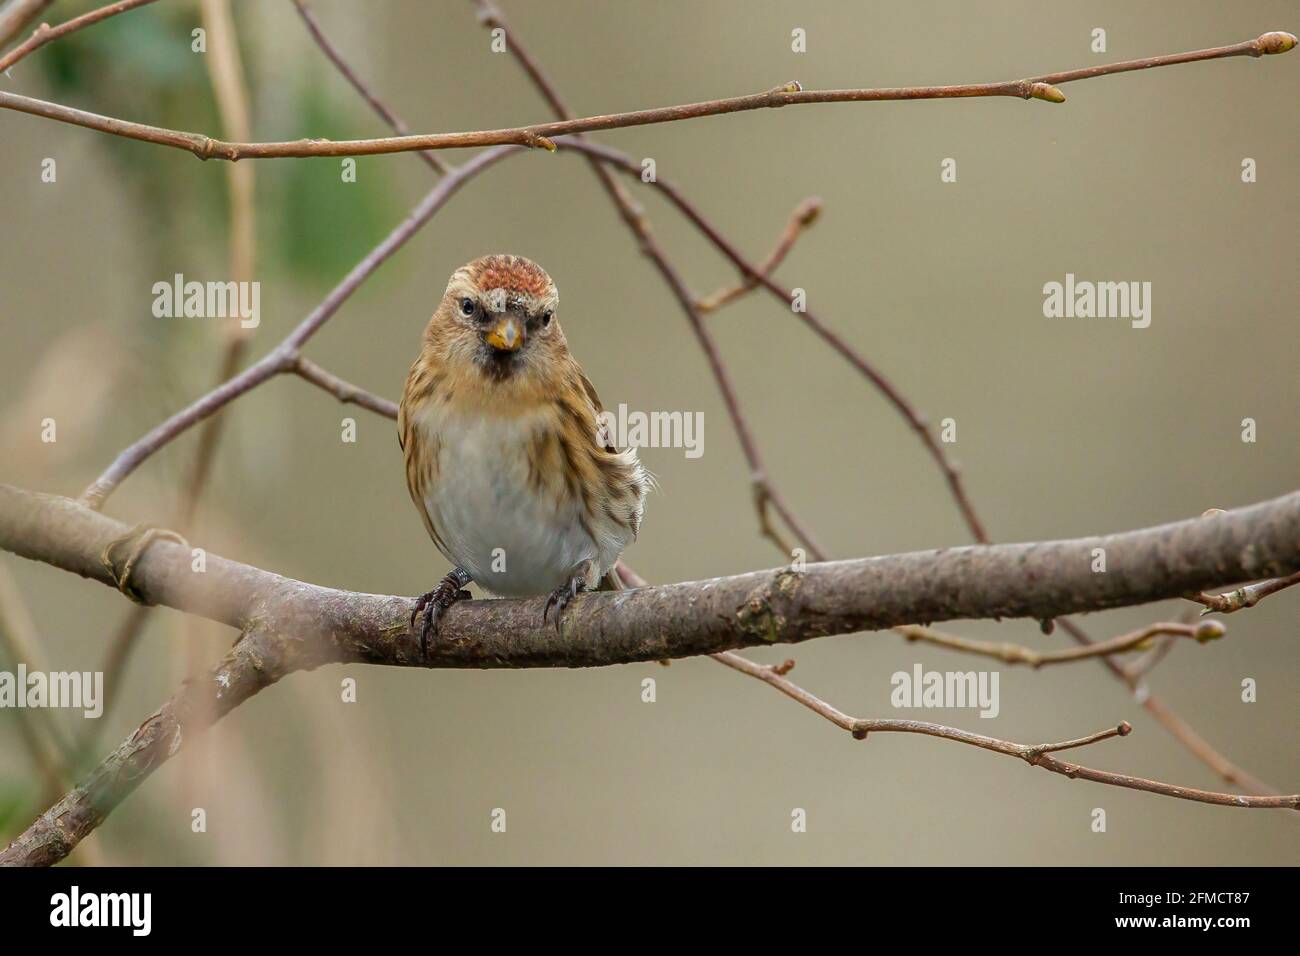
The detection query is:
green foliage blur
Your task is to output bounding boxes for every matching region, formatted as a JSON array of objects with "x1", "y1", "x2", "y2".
[{"x1": 38, "y1": 2, "x2": 400, "y2": 284}]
